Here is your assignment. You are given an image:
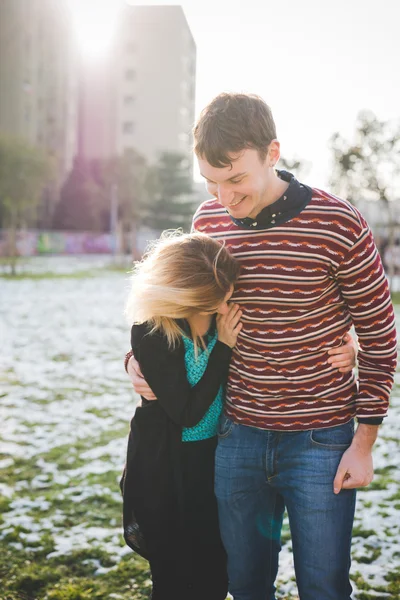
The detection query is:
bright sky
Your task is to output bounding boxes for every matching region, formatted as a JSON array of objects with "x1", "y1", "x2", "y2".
[
  {"x1": 71, "y1": 0, "x2": 400, "y2": 188},
  {"x1": 182, "y1": 0, "x2": 400, "y2": 186}
]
